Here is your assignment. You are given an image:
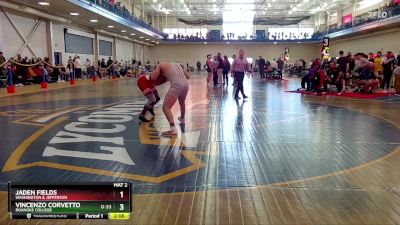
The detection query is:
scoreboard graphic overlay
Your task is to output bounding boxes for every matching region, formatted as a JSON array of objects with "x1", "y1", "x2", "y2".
[{"x1": 8, "y1": 182, "x2": 131, "y2": 220}]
